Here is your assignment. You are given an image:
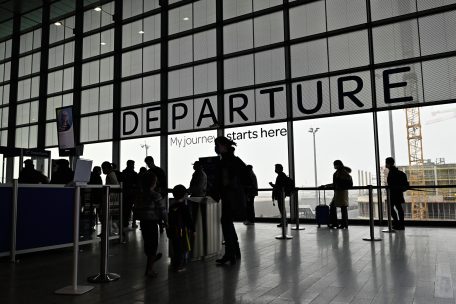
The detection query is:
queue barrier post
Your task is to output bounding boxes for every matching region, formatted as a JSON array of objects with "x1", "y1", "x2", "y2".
[
  {"x1": 291, "y1": 191, "x2": 304, "y2": 231},
  {"x1": 276, "y1": 189, "x2": 293, "y2": 240},
  {"x1": 87, "y1": 186, "x2": 120, "y2": 283},
  {"x1": 363, "y1": 185, "x2": 381, "y2": 242},
  {"x1": 55, "y1": 186, "x2": 94, "y2": 295},
  {"x1": 382, "y1": 187, "x2": 395, "y2": 234}
]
